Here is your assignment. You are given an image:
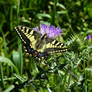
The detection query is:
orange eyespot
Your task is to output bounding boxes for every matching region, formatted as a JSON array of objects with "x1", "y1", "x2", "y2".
[{"x1": 33, "y1": 51, "x2": 38, "y2": 56}]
